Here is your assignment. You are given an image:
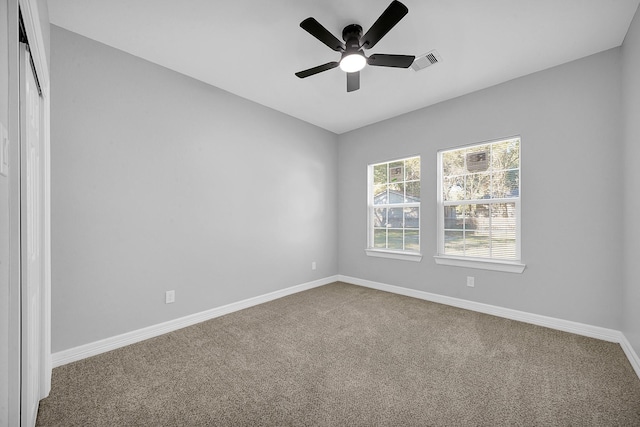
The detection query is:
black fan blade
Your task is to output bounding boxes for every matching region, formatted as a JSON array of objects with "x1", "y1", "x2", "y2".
[
  {"x1": 367, "y1": 54, "x2": 415, "y2": 68},
  {"x1": 347, "y1": 71, "x2": 360, "y2": 92},
  {"x1": 300, "y1": 18, "x2": 345, "y2": 52},
  {"x1": 361, "y1": 1, "x2": 409, "y2": 50},
  {"x1": 295, "y1": 62, "x2": 340, "y2": 79}
]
